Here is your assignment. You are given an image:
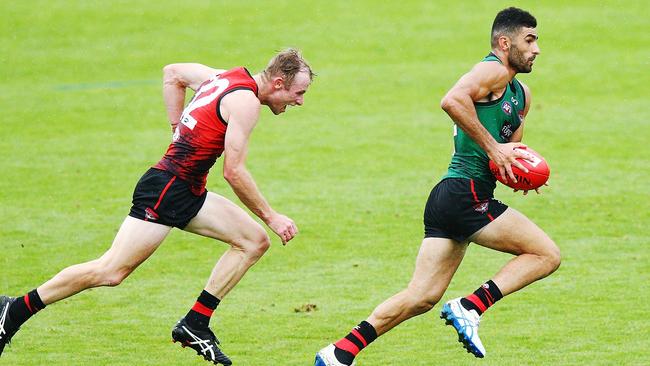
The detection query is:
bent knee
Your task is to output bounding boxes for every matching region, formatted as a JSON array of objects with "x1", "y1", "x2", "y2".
[
  {"x1": 544, "y1": 242, "x2": 561, "y2": 273},
  {"x1": 100, "y1": 270, "x2": 131, "y2": 287},
  {"x1": 238, "y1": 231, "x2": 271, "y2": 259},
  {"x1": 252, "y1": 233, "x2": 271, "y2": 257},
  {"x1": 413, "y1": 298, "x2": 438, "y2": 314},
  {"x1": 90, "y1": 262, "x2": 133, "y2": 287},
  {"x1": 533, "y1": 240, "x2": 561, "y2": 275},
  {"x1": 406, "y1": 288, "x2": 442, "y2": 315}
]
